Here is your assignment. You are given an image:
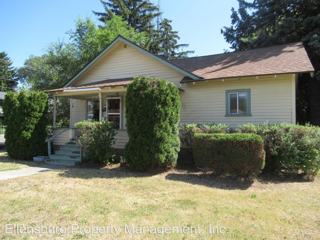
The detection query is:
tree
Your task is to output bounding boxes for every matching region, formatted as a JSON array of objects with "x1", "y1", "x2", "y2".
[
  {"x1": 94, "y1": 0, "x2": 160, "y2": 33},
  {"x1": 94, "y1": 1, "x2": 193, "y2": 58},
  {"x1": 69, "y1": 16, "x2": 148, "y2": 63},
  {"x1": 149, "y1": 18, "x2": 194, "y2": 59},
  {"x1": 20, "y1": 16, "x2": 147, "y2": 91},
  {"x1": 0, "y1": 52, "x2": 18, "y2": 91},
  {"x1": 125, "y1": 77, "x2": 181, "y2": 171},
  {"x1": 18, "y1": 43, "x2": 80, "y2": 90},
  {"x1": 222, "y1": 0, "x2": 320, "y2": 124},
  {"x1": 3, "y1": 91, "x2": 48, "y2": 160}
]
